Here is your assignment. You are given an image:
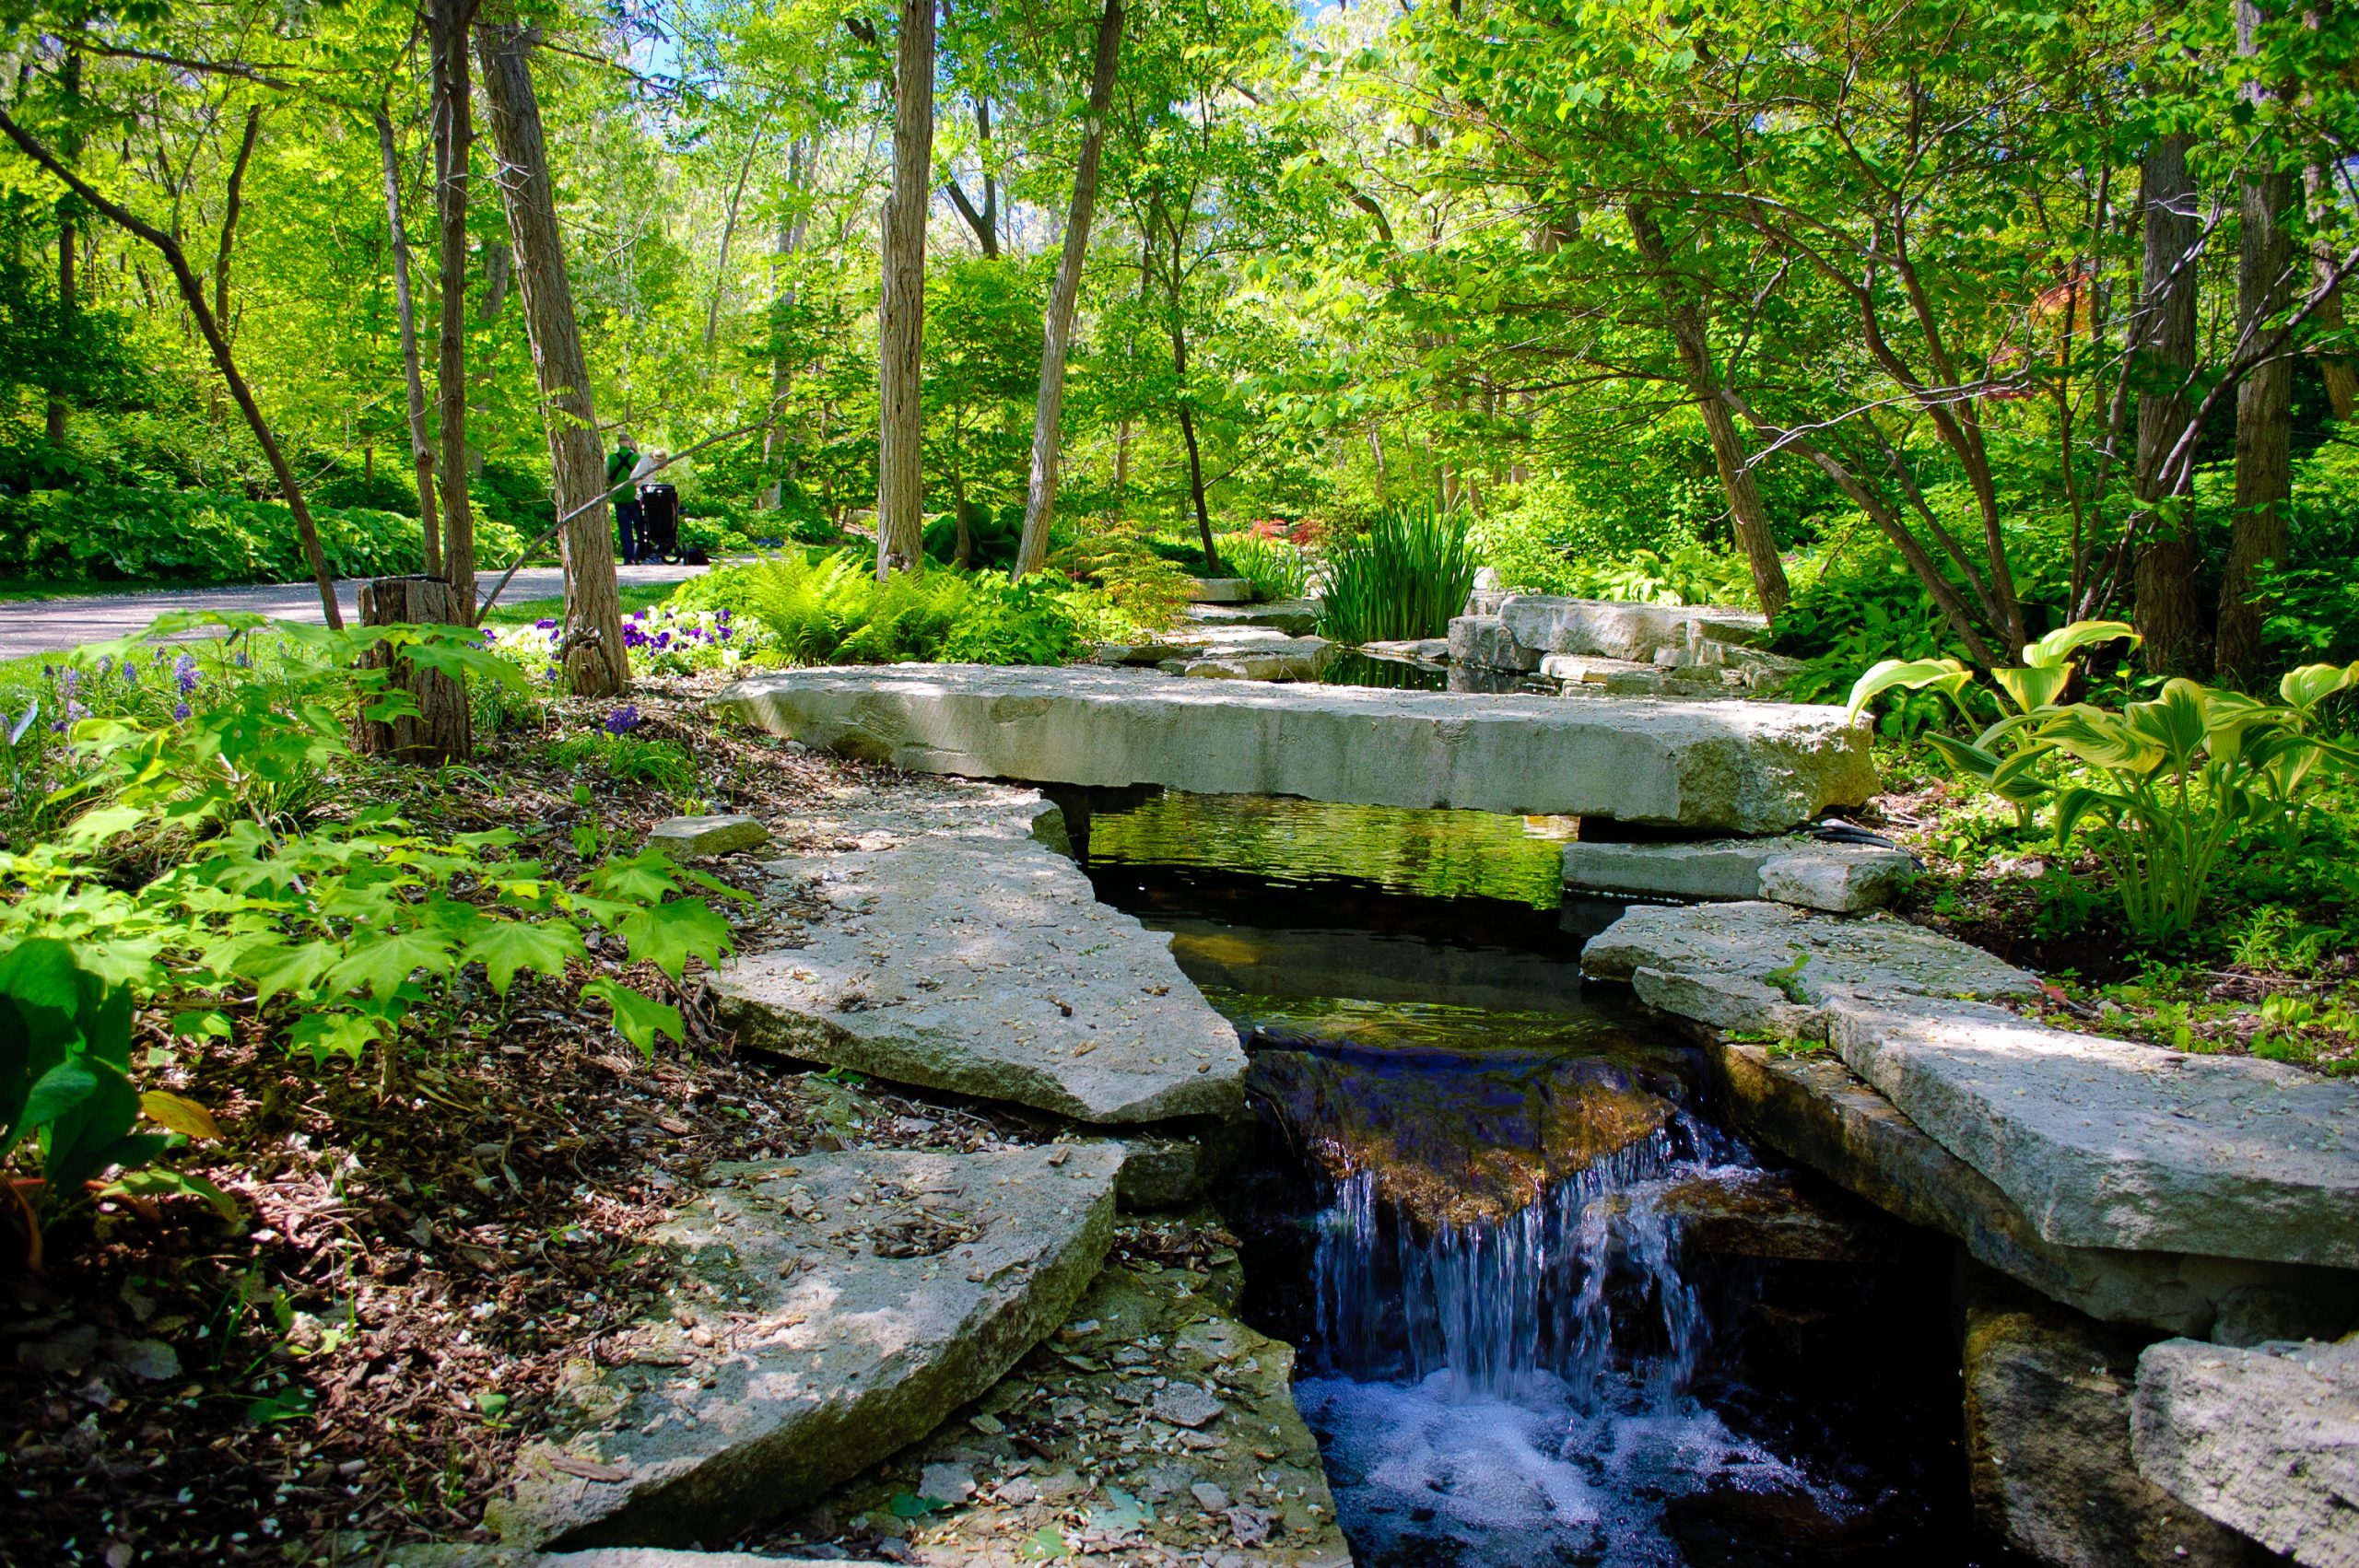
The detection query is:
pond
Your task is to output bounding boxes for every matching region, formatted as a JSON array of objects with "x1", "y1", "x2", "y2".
[{"x1": 1075, "y1": 788, "x2": 2031, "y2": 1568}]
